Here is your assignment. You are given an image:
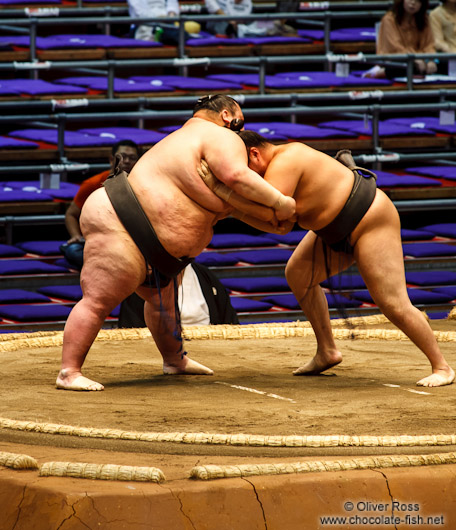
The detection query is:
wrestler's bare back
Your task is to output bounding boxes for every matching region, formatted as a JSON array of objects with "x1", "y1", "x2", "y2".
[
  {"x1": 264, "y1": 142, "x2": 358, "y2": 231},
  {"x1": 82, "y1": 118, "x2": 236, "y2": 260}
]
